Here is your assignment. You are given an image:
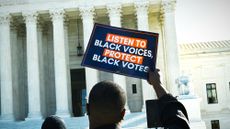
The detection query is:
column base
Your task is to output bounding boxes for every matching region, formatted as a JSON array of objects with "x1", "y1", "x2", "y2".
[
  {"x1": 141, "y1": 105, "x2": 146, "y2": 112},
  {"x1": 125, "y1": 106, "x2": 130, "y2": 114},
  {"x1": 55, "y1": 110, "x2": 71, "y2": 118},
  {"x1": 141, "y1": 80, "x2": 156, "y2": 113},
  {"x1": 0, "y1": 113, "x2": 14, "y2": 121},
  {"x1": 190, "y1": 121, "x2": 206, "y2": 129},
  {"x1": 178, "y1": 96, "x2": 202, "y2": 122},
  {"x1": 26, "y1": 112, "x2": 42, "y2": 120}
]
